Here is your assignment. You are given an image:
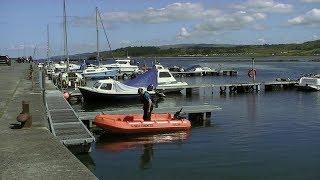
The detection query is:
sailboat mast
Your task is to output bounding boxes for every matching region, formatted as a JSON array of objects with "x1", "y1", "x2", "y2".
[
  {"x1": 96, "y1": 7, "x2": 100, "y2": 65},
  {"x1": 97, "y1": 8, "x2": 115, "y2": 60},
  {"x1": 63, "y1": 0, "x2": 69, "y2": 72},
  {"x1": 47, "y1": 24, "x2": 50, "y2": 63}
]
